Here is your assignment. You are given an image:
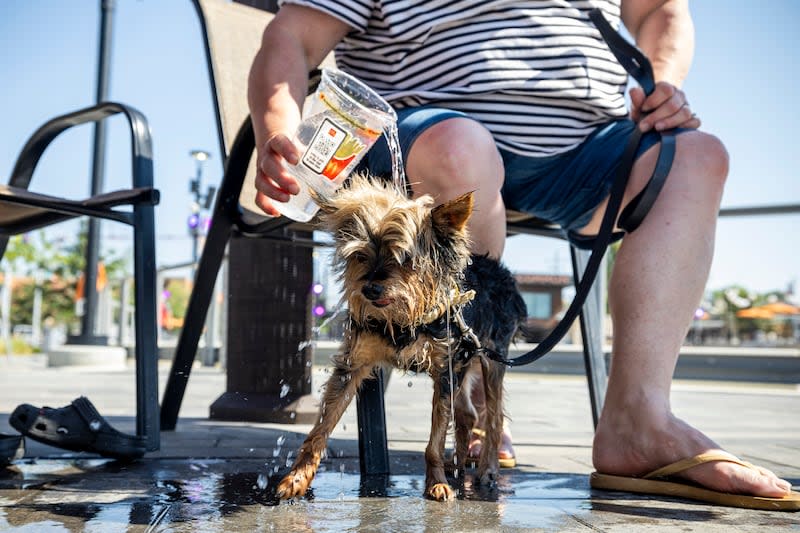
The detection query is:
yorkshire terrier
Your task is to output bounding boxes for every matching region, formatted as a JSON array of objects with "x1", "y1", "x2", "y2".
[{"x1": 276, "y1": 174, "x2": 527, "y2": 501}]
